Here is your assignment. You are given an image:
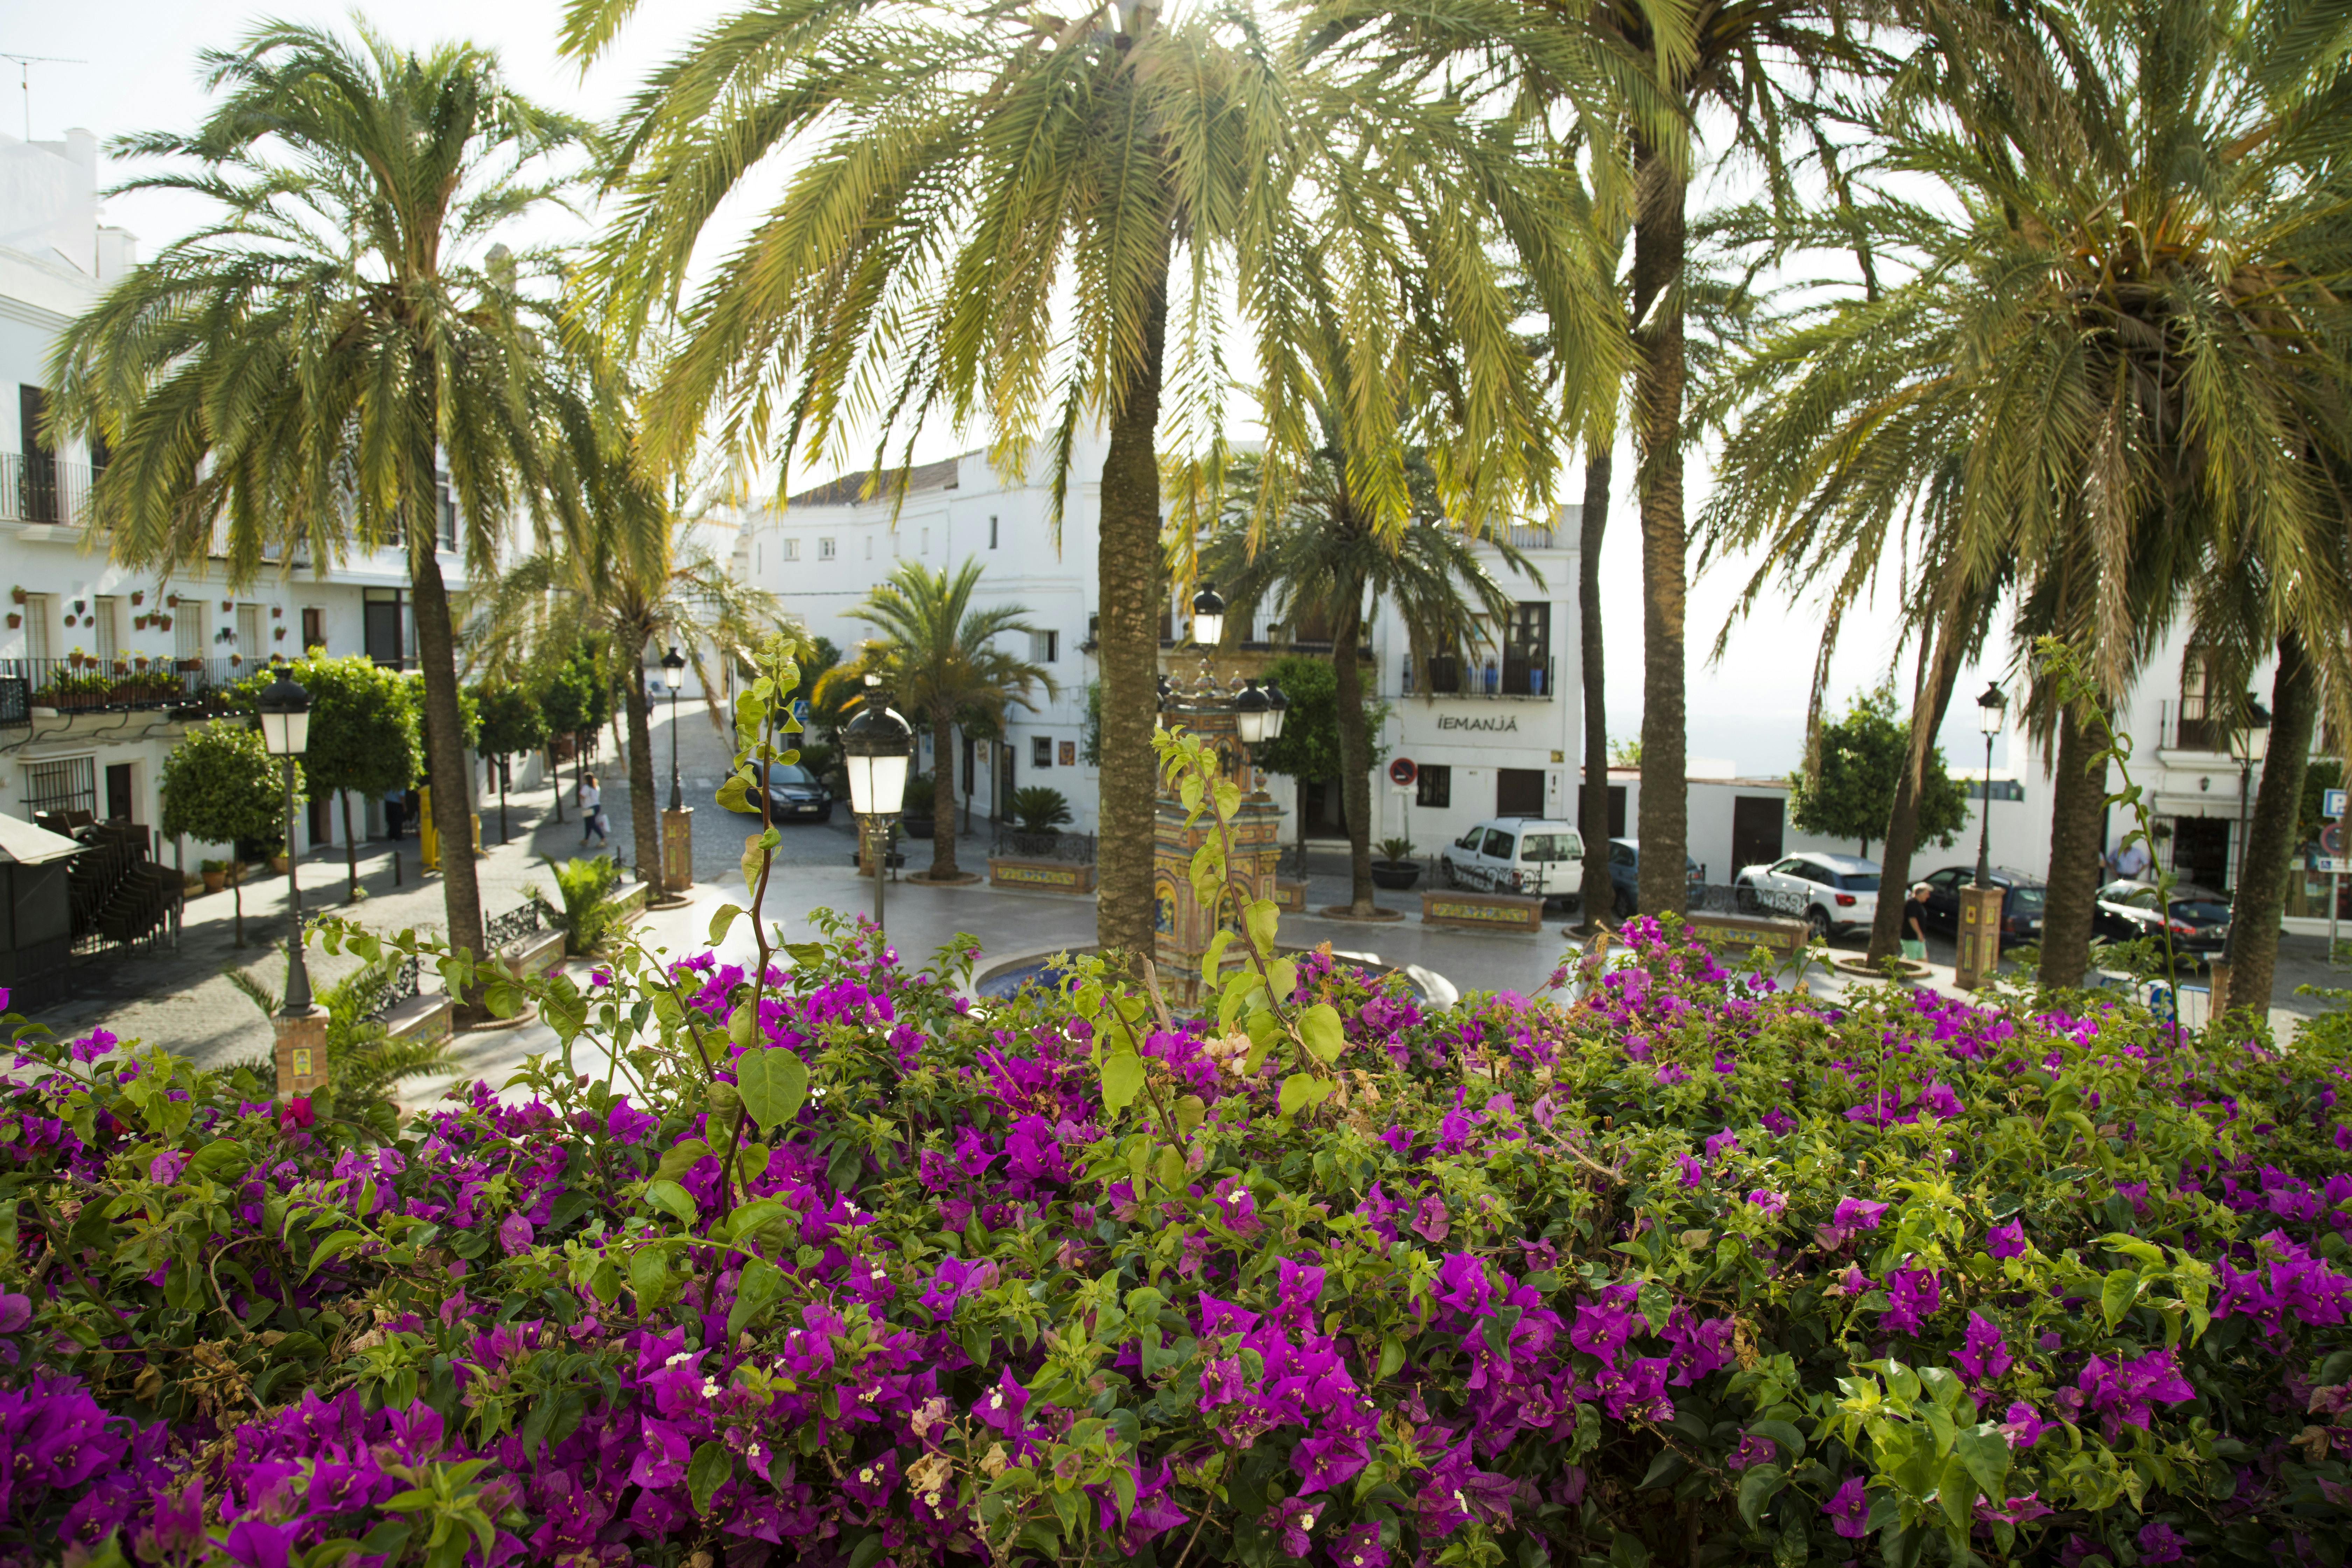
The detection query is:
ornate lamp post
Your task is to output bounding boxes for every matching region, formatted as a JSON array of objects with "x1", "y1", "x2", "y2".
[
  {"x1": 663, "y1": 646, "x2": 686, "y2": 812},
  {"x1": 842, "y1": 676, "x2": 915, "y2": 938},
  {"x1": 1190, "y1": 584, "x2": 1225, "y2": 651},
  {"x1": 1973, "y1": 681, "x2": 2007, "y2": 888},
  {"x1": 258, "y1": 672, "x2": 326, "y2": 1097},
  {"x1": 2230, "y1": 694, "x2": 2271, "y2": 897}
]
